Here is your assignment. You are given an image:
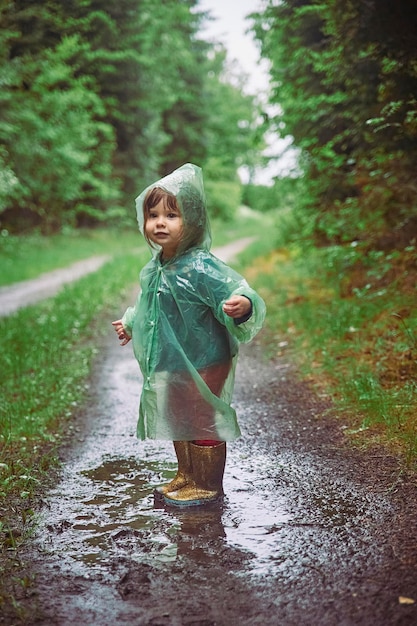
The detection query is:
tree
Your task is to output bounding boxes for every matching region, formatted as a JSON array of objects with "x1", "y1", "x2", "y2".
[
  {"x1": 0, "y1": 0, "x2": 266, "y2": 231},
  {"x1": 252, "y1": 0, "x2": 417, "y2": 245},
  {"x1": 0, "y1": 35, "x2": 117, "y2": 232}
]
